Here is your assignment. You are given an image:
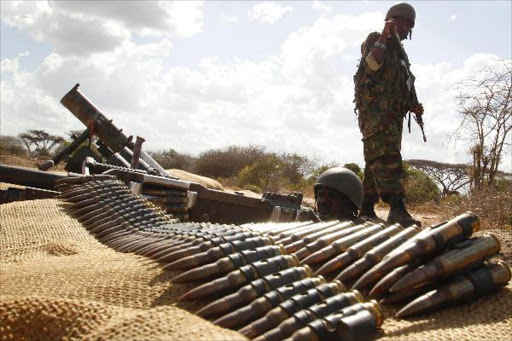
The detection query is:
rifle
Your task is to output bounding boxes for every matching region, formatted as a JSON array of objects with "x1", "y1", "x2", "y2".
[{"x1": 391, "y1": 28, "x2": 427, "y2": 143}]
